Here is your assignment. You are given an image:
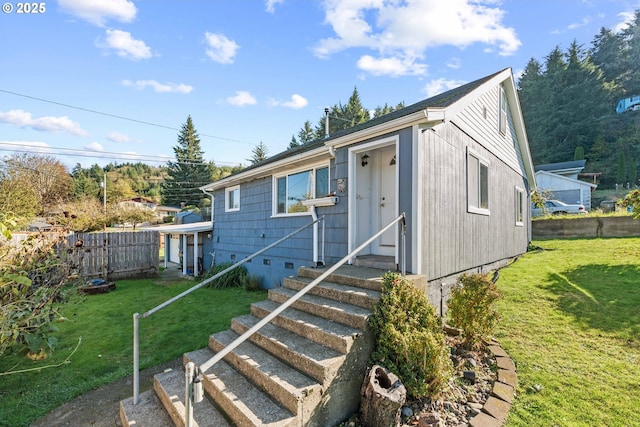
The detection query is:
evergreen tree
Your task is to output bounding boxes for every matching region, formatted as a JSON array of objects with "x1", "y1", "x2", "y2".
[
  {"x1": 628, "y1": 156, "x2": 638, "y2": 186},
  {"x1": 297, "y1": 120, "x2": 315, "y2": 145},
  {"x1": 288, "y1": 135, "x2": 299, "y2": 149},
  {"x1": 617, "y1": 151, "x2": 626, "y2": 184},
  {"x1": 248, "y1": 142, "x2": 269, "y2": 165},
  {"x1": 574, "y1": 146, "x2": 585, "y2": 161},
  {"x1": 161, "y1": 116, "x2": 211, "y2": 207}
]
